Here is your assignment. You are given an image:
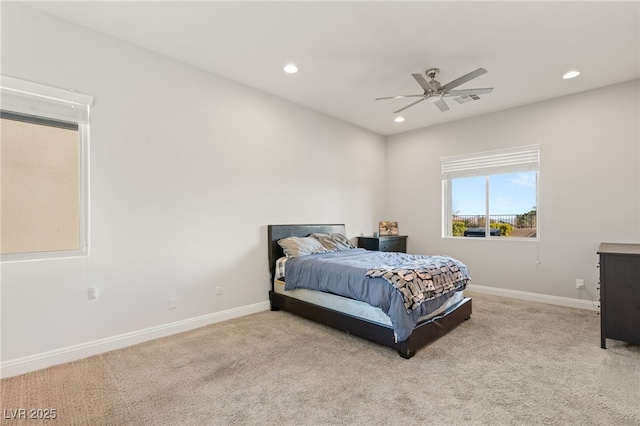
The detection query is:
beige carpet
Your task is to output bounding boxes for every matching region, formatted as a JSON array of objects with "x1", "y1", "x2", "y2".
[{"x1": 2, "y1": 292, "x2": 639, "y2": 426}]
